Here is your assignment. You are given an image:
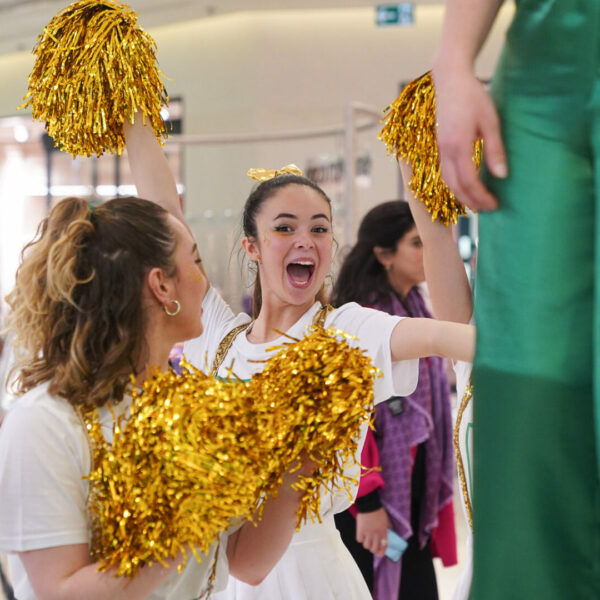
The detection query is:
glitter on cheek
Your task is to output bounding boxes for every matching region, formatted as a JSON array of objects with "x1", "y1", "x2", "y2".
[{"x1": 186, "y1": 268, "x2": 205, "y2": 282}]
